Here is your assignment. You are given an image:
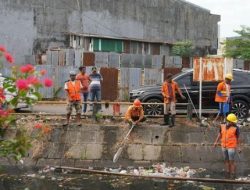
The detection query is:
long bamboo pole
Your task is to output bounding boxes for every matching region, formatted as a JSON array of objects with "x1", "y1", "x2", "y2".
[{"x1": 55, "y1": 166, "x2": 250, "y2": 185}]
